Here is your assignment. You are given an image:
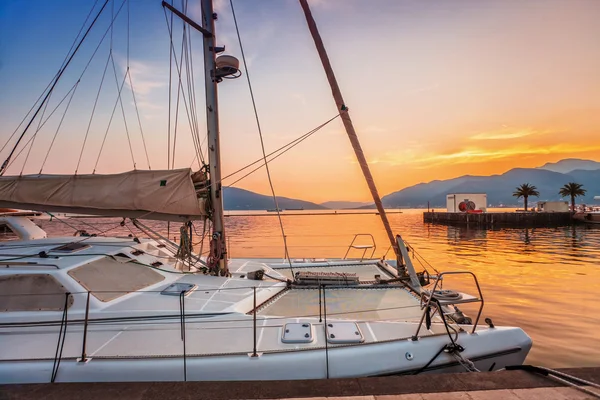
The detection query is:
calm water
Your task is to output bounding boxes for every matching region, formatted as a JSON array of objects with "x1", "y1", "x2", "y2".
[{"x1": 25, "y1": 209, "x2": 600, "y2": 367}]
